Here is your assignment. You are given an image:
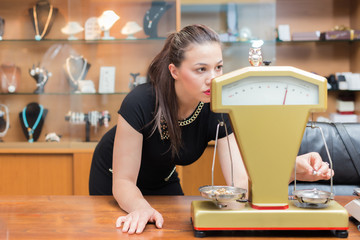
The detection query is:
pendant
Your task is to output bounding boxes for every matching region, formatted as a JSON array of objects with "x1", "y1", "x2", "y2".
[
  {"x1": 35, "y1": 35, "x2": 41, "y2": 41},
  {"x1": 8, "y1": 85, "x2": 15, "y2": 93}
]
